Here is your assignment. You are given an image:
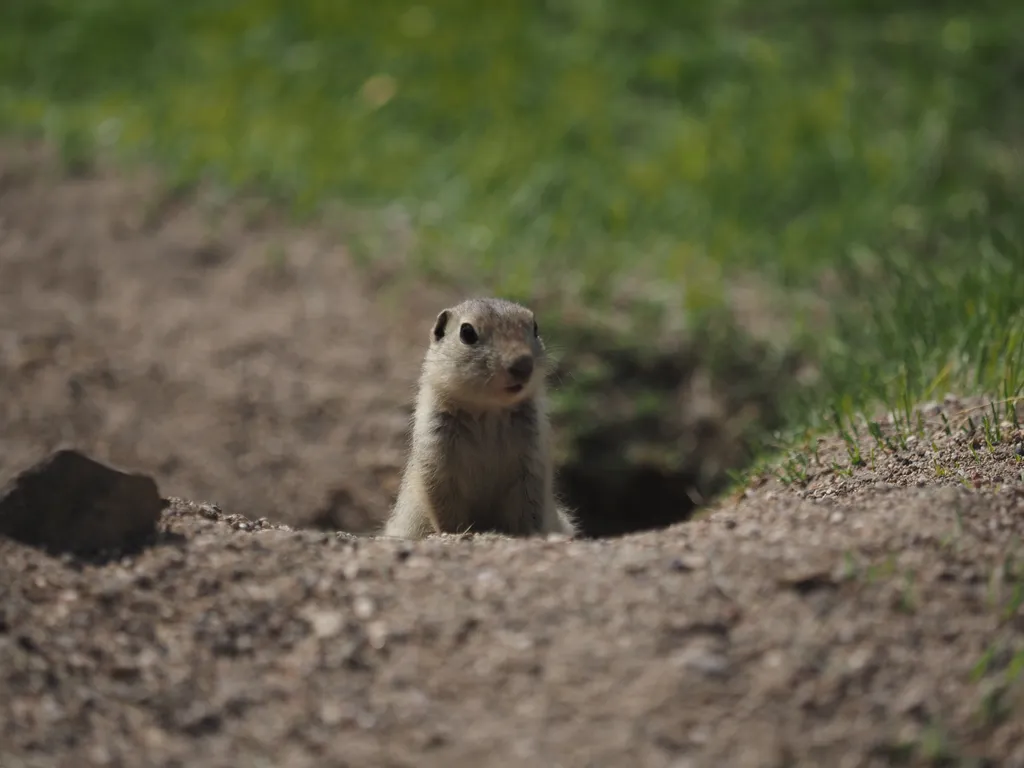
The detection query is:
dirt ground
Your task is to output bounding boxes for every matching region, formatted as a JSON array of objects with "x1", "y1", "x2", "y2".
[
  {"x1": 2, "y1": 143, "x2": 1024, "y2": 767},
  {"x1": 0, "y1": 141, "x2": 450, "y2": 534}
]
